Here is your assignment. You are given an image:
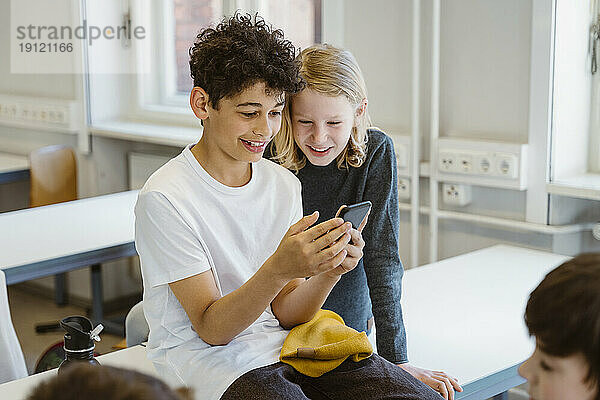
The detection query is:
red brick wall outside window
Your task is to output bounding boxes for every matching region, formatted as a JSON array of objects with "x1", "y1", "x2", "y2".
[{"x1": 172, "y1": 0, "x2": 321, "y2": 93}]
